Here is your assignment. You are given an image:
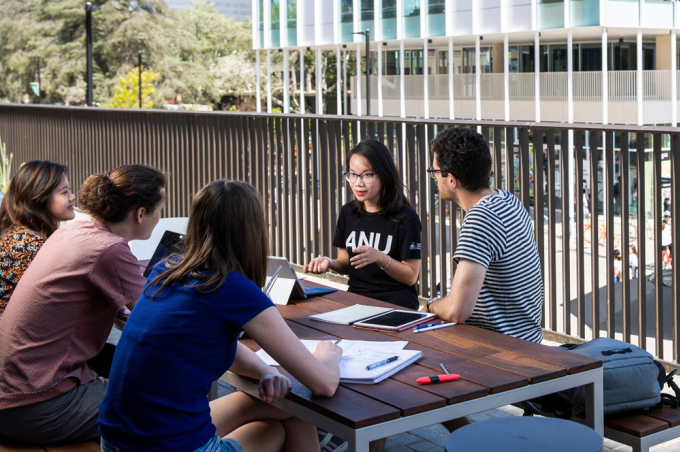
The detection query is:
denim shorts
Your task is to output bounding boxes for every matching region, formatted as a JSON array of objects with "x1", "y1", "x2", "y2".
[{"x1": 101, "y1": 434, "x2": 243, "y2": 452}]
